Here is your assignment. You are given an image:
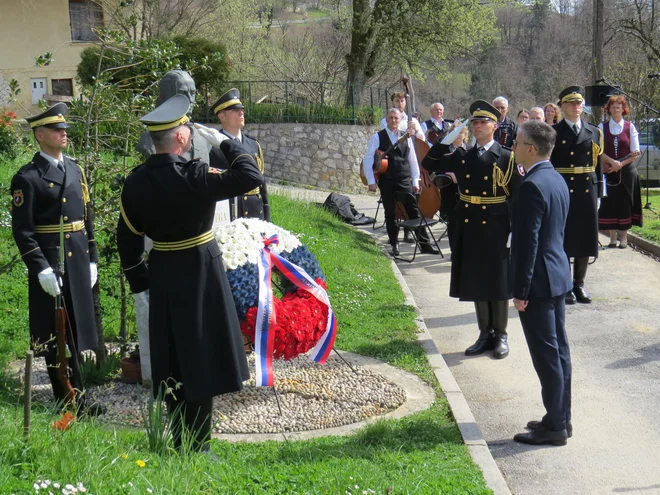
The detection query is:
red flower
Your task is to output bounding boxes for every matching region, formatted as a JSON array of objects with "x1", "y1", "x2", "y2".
[{"x1": 51, "y1": 411, "x2": 76, "y2": 430}]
